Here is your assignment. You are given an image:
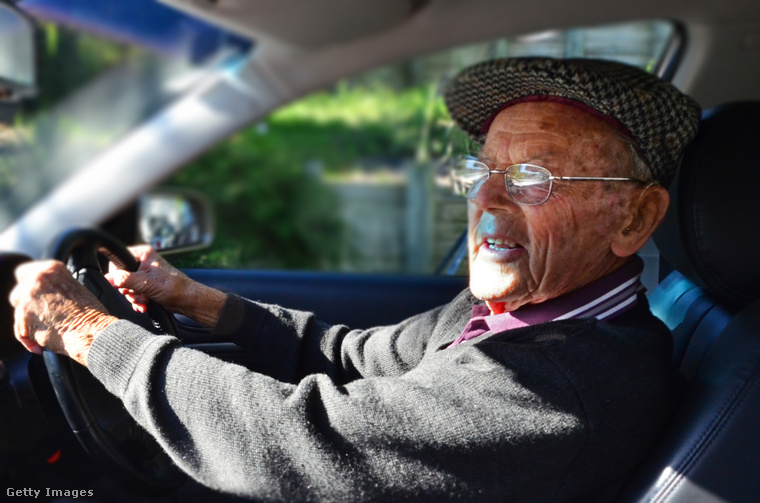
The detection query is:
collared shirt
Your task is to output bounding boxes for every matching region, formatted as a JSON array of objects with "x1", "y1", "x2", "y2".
[{"x1": 449, "y1": 257, "x2": 645, "y2": 348}]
